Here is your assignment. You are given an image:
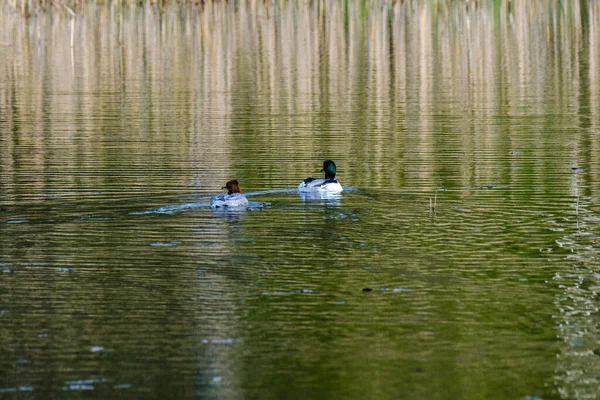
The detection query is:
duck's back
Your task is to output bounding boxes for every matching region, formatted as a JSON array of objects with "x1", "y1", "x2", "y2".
[
  {"x1": 298, "y1": 178, "x2": 343, "y2": 193},
  {"x1": 211, "y1": 193, "x2": 249, "y2": 208}
]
